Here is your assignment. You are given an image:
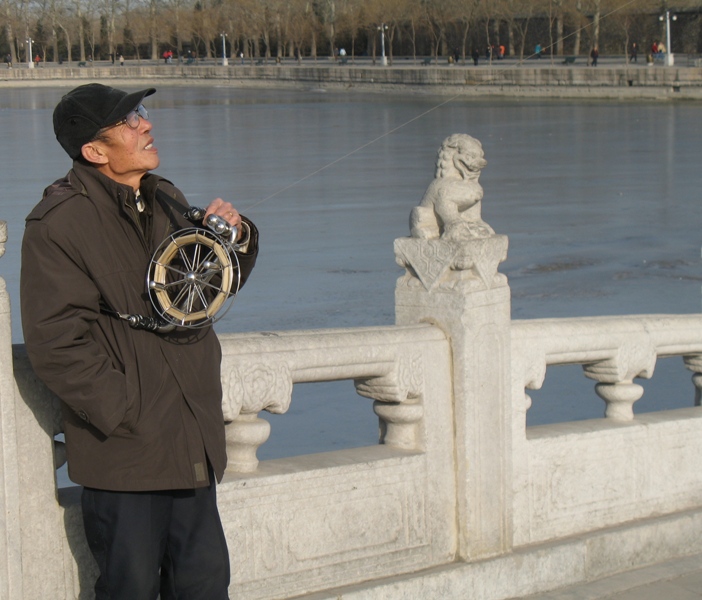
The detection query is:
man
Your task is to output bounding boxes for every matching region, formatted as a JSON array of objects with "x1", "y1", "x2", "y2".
[
  {"x1": 590, "y1": 46, "x2": 599, "y2": 67},
  {"x1": 20, "y1": 83, "x2": 258, "y2": 599}
]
